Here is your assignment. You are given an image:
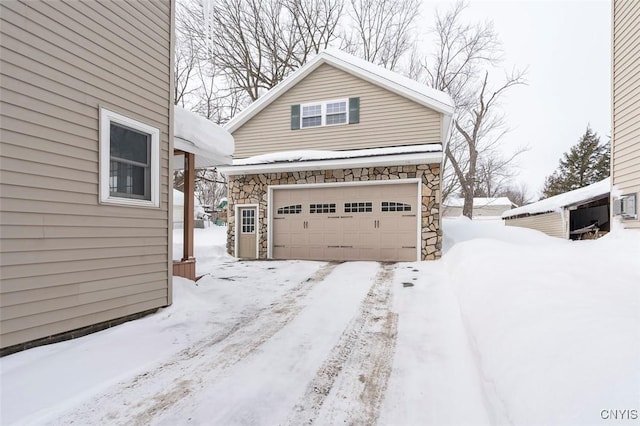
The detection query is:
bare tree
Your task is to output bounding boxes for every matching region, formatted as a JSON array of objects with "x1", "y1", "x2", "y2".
[
  {"x1": 499, "y1": 182, "x2": 531, "y2": 207},
  {"x1": 184, "y1": 0, "x2": 343, "y2": 102},
  {"x1": 418, "y1": 1, "x2": 526, "y2": 218},
  {"x1": 342, "y1": 0, "x2": 420, "y2": 70}
]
